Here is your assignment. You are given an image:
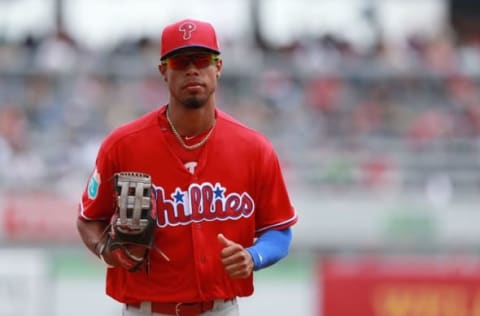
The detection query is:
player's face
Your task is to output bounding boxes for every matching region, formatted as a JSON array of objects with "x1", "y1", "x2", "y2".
[{"x1": 159, "y1": 49, "x2": 222, "y2": 109}]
